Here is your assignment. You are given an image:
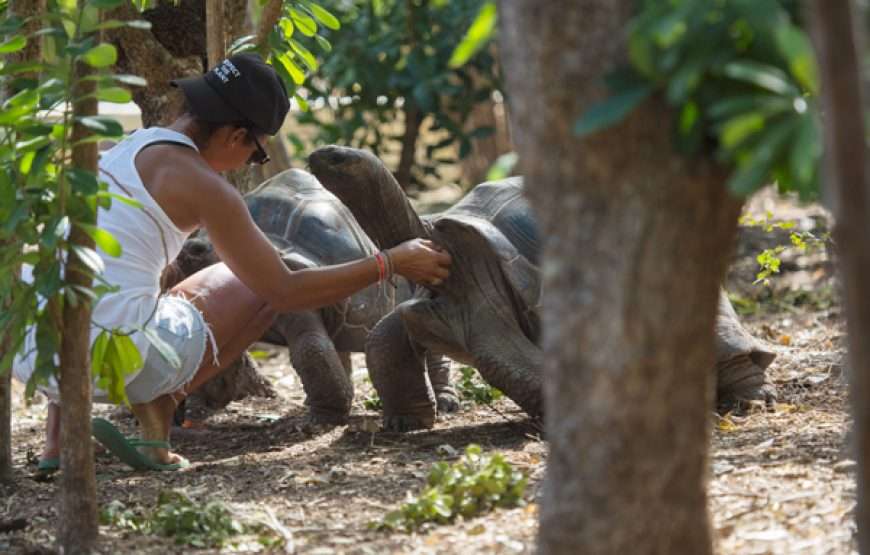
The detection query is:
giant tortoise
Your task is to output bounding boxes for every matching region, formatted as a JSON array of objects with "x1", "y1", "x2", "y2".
[
  {"x1": 168, "y1": 168, "x2": 457, "y2": 426},
  {"x1": 308, "y1": 145, "x2": 777, "y2": 431}
]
